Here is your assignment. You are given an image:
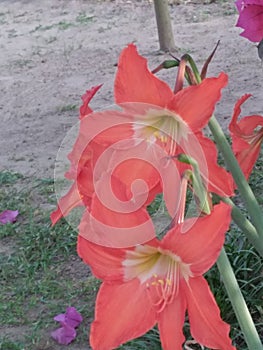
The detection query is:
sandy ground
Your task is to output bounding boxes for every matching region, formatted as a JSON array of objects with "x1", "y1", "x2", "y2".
[{"x1": 0, "y1": 0, "x2": 262, "y2": 180}]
